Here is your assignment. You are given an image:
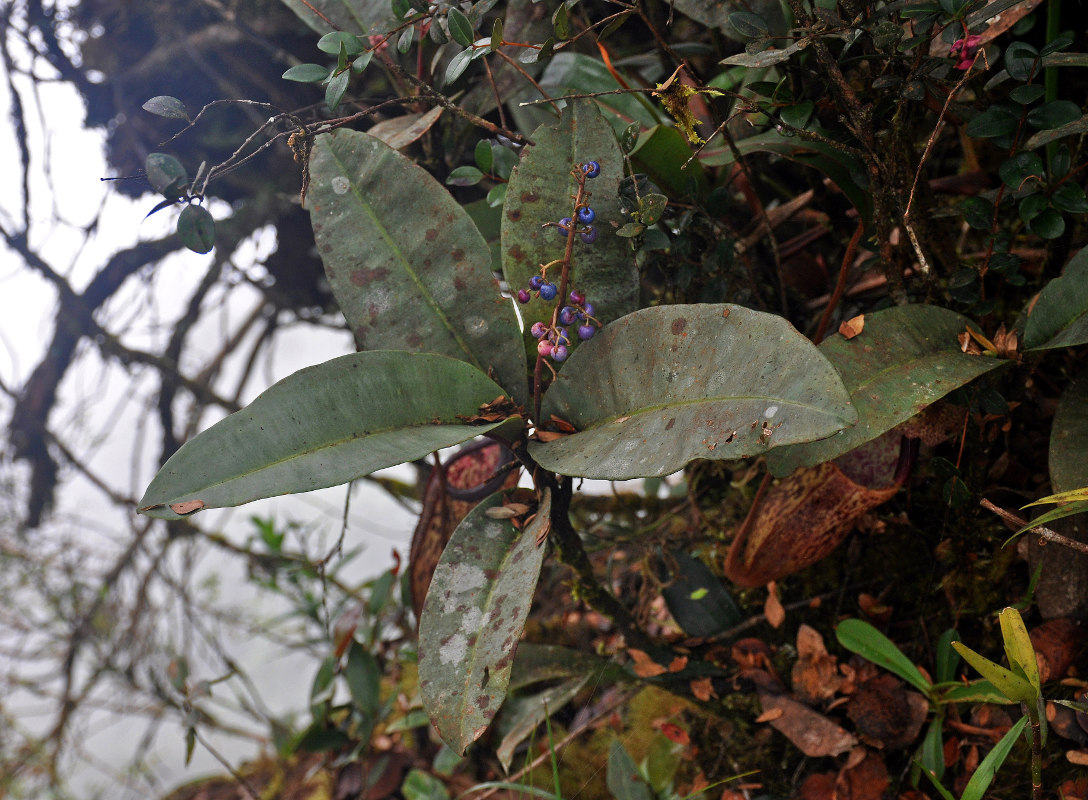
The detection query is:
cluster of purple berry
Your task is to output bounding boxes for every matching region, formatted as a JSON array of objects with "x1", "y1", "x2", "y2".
[
  {"x1": 529, "y1": 290, "x2": 599, "y2": 362},
  {"x1": 516, "y1": 274, "x2": 557, "y2": 305},
  {"x1": 557, "y1": 161, "x2": 601, "y2": 244}
]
